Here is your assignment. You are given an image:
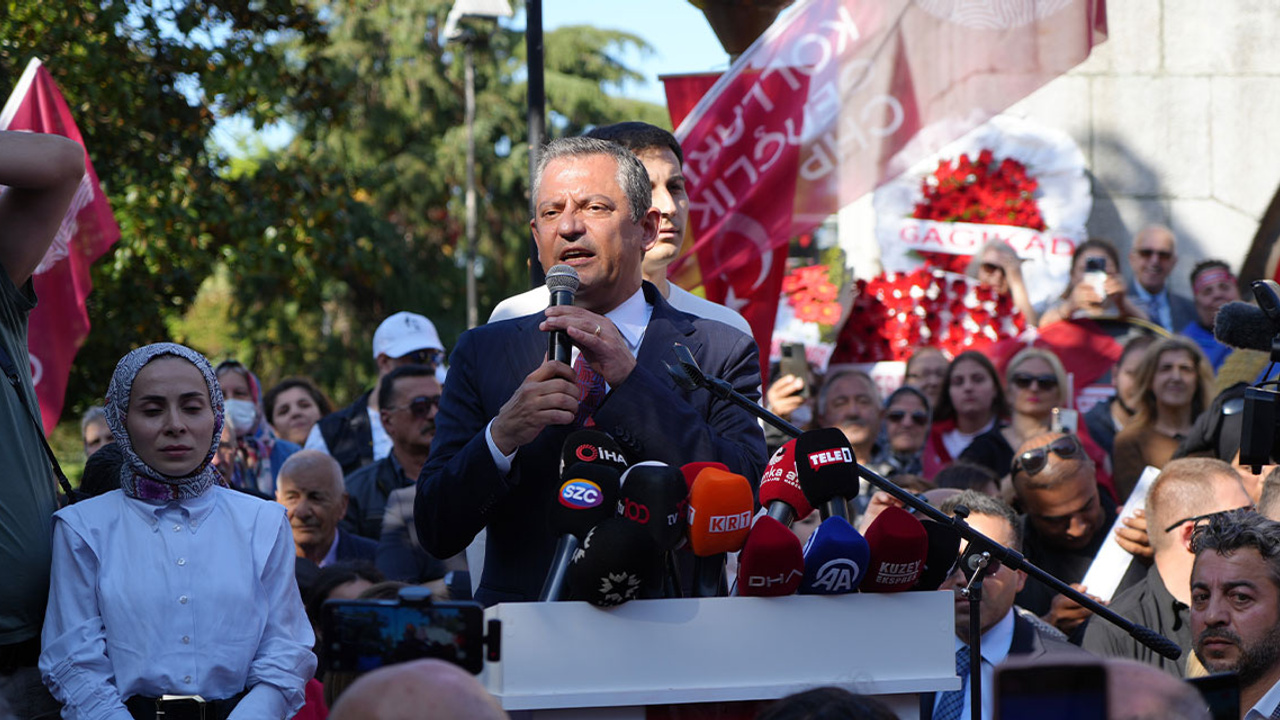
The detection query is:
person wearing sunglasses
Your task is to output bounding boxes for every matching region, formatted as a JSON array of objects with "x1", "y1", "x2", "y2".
[
  {"x1": 1126, "y1": 225, "x2": 1195, "y2": 333},
  {"x1": 1010, "y1": 432, "x2": 1148, "y2": 638},
  {"x1": 305, "y1": 311, "x2": 446, "y2": 476},
  {"x1": 960, "y1": 347, "x2": 1070, "y2": 481},
  {"x1": 923, "y1": 351, "x2": 1008, "y2": 479},
  {"x1": 967, "y1": 239, "x2": 1040, "y2": 326},
  {"x1": 1083, "y1": 458, "x2": 1252, "y2": 677},
  {"x1": 342, "y1": 364, "x2": 441, "y2": 541},
  {"x1": 1113, "y1": 336, "x2": 1215, "y2": 503},
  {"x1": 866, "y1": 386, "x2": 932, "y2": 482}
]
